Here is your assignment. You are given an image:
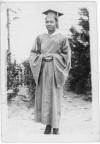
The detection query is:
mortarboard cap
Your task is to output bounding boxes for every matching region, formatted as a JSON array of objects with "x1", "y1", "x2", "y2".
[{"x1": 43, "y1": 9, "x2": 64, "y2": 17}]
